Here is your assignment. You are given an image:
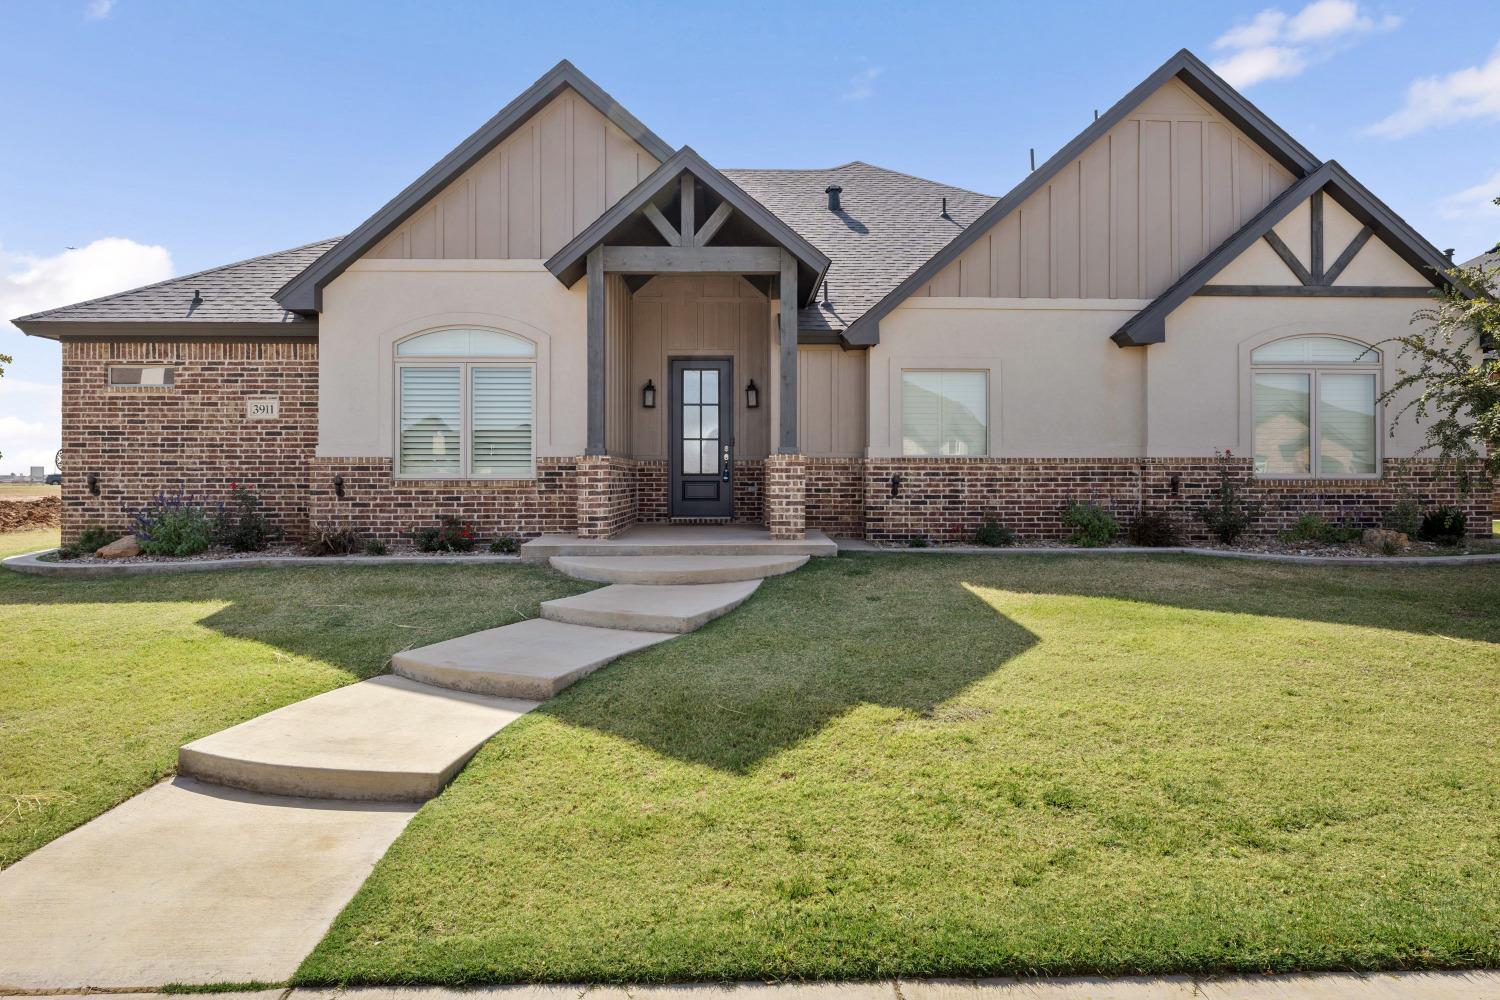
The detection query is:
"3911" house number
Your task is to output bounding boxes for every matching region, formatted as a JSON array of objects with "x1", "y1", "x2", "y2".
[{"x1": 246, "y1": 397, "x2": 280, "y2": 420}]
